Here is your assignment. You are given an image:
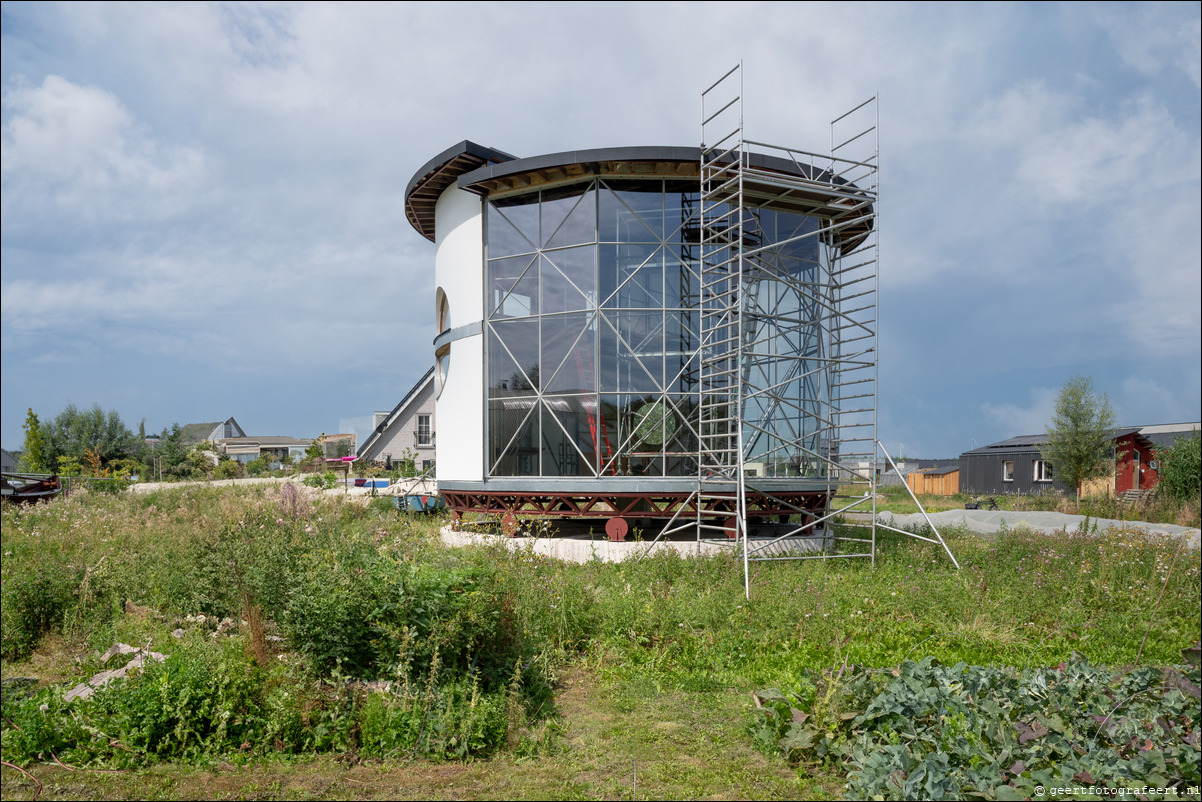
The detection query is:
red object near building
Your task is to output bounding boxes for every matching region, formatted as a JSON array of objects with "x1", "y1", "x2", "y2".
[{"x1": 1112, "y1": 431, "x2": 1159, "y2": 494}]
